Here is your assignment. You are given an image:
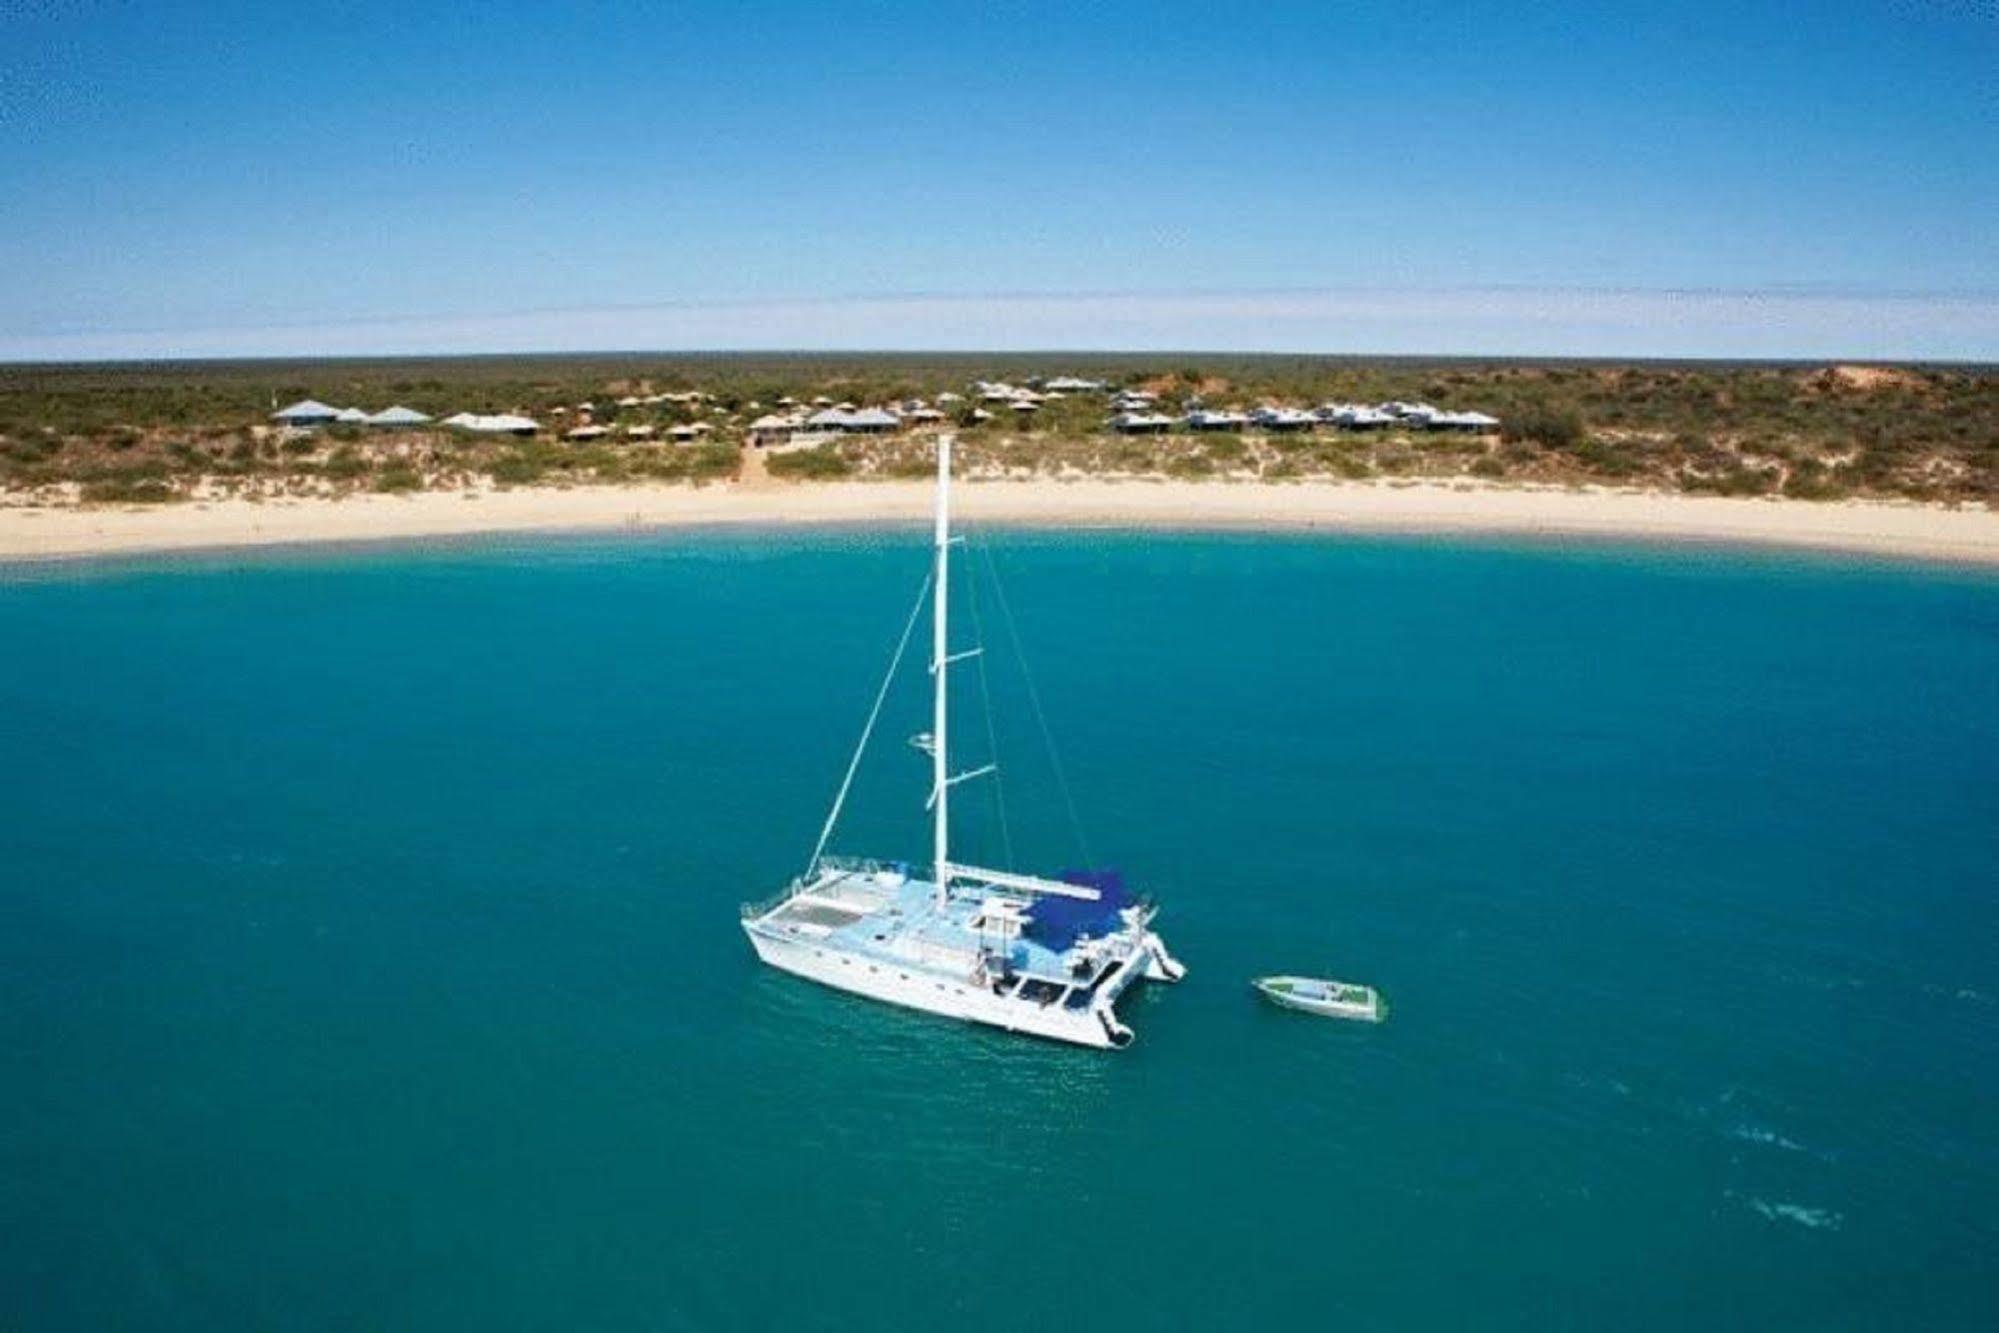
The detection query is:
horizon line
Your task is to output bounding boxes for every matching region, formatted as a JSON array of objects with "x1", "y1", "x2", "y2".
[{"x1": 7, "y1": 284, "x2": 1998, "y2": 364}]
